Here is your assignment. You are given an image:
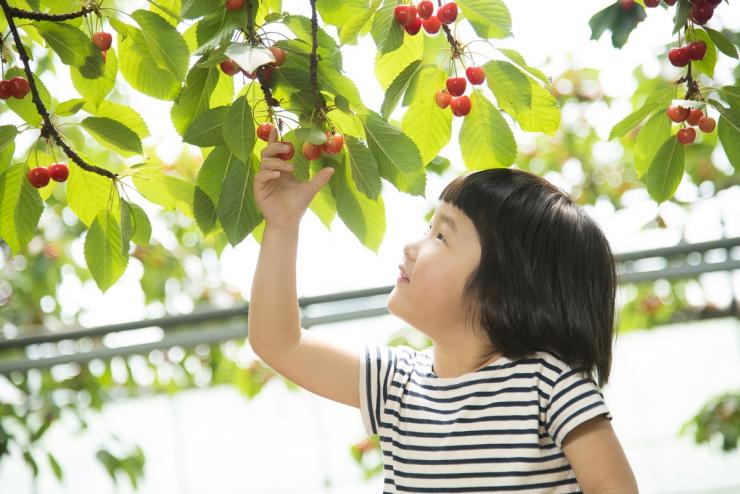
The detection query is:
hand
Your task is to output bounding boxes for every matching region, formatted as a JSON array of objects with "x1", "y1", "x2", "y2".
[{"x1": 253, "y1": 126, "x2": 335, "y2": 230}]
